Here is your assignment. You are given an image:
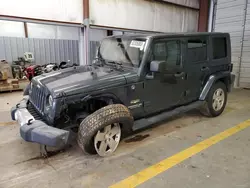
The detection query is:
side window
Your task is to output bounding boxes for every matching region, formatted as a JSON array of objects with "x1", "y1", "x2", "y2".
[
  {"x1": 166, "y1": 41, "x2": 181, "y2": 66},
  {"x1": 187, "y1": 39, "x2": 207, "y2": 63},
  {"x1": 152, "y1": 40, "x2": 181, "y2": 66},
  {"x1": 153, "y1": 42, "x2": 167, "y2": 61},
  {"x1": 212, "y1": 37, "x2": 227, "y2": 59}
]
